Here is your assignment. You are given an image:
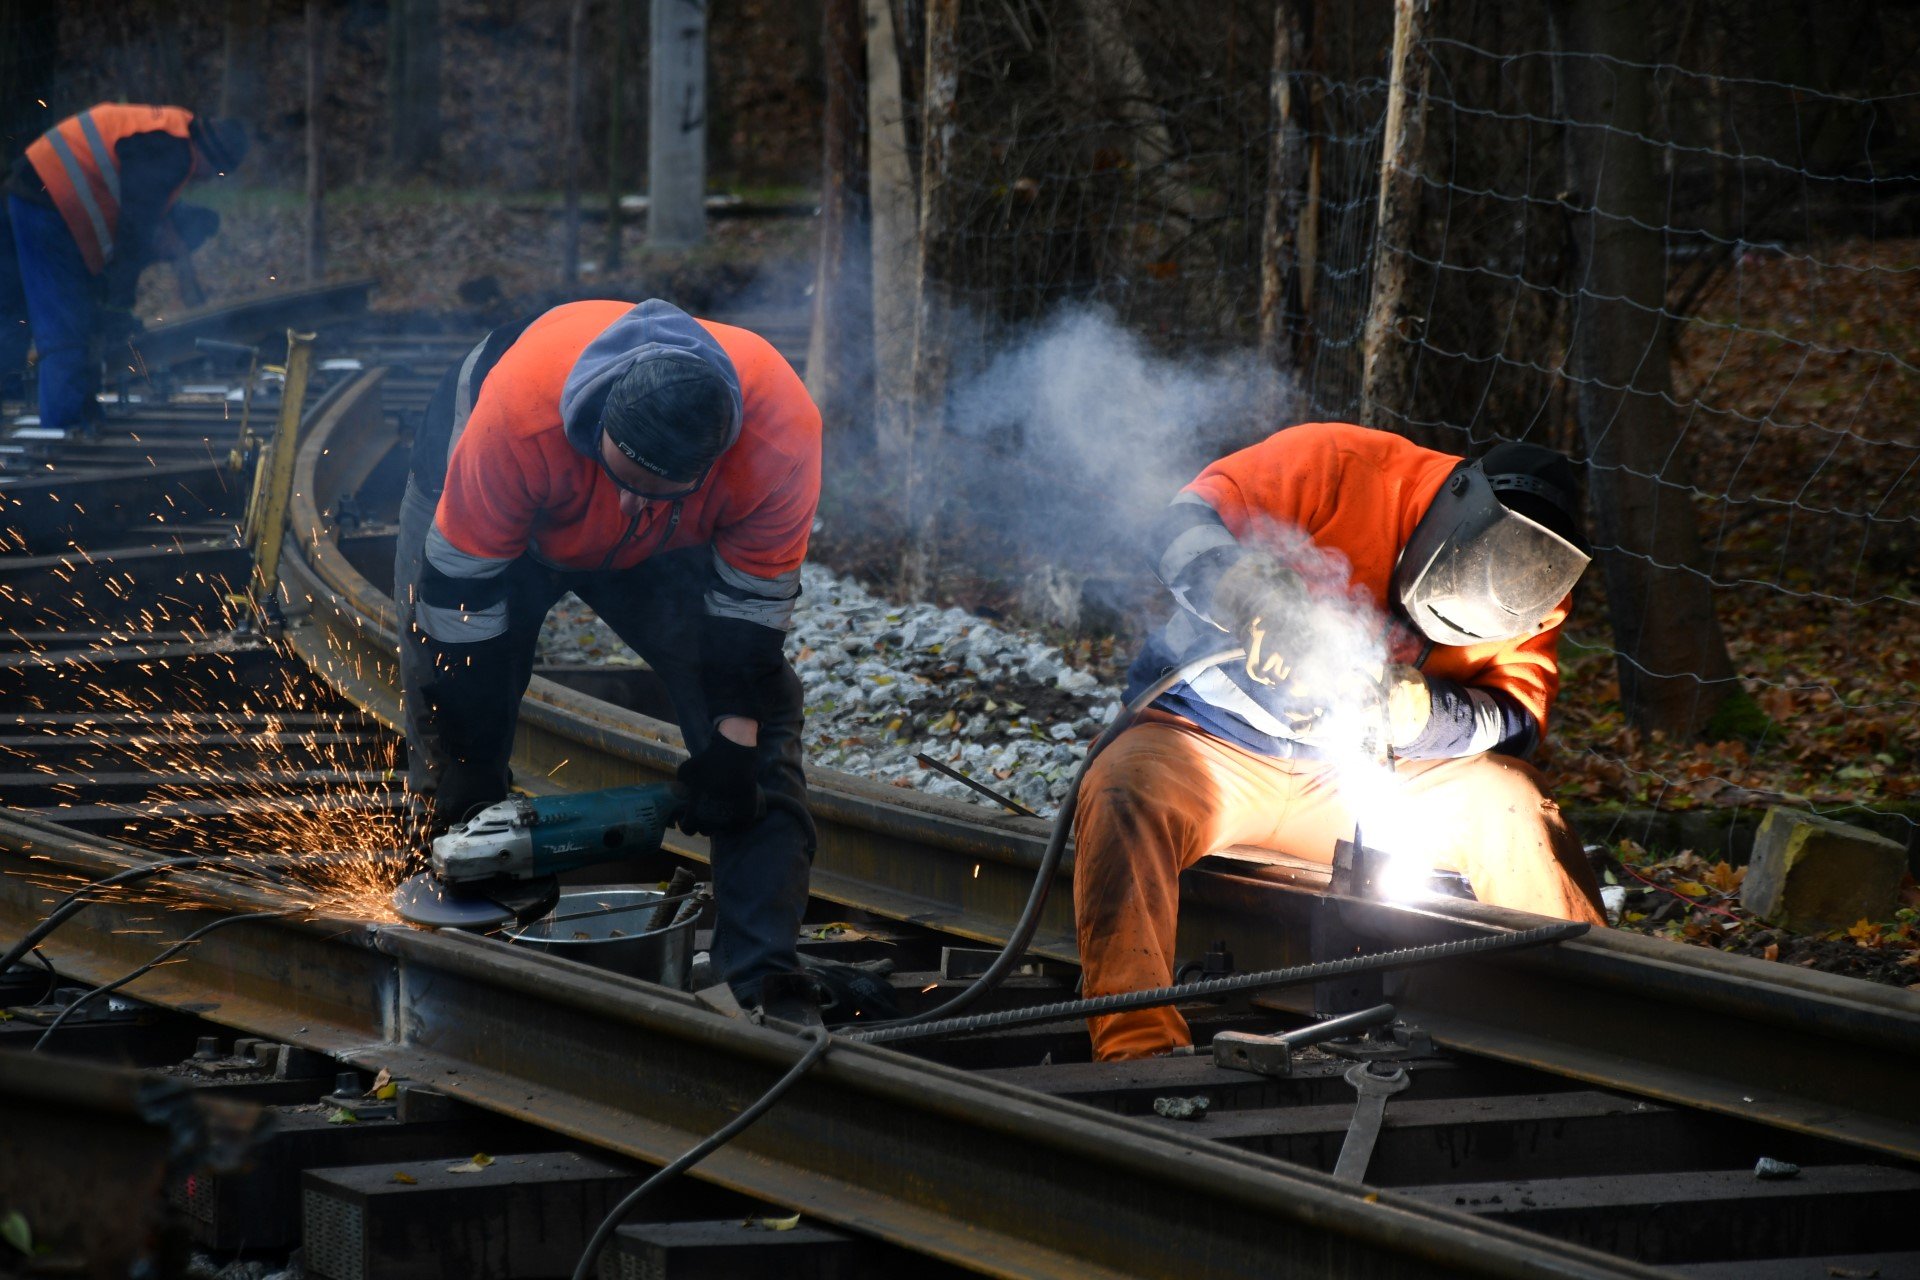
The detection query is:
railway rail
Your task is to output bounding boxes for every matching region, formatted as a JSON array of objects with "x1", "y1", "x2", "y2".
[{"x1": 1, "y1": 286, "x2": 1915, "y2": 1279}]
